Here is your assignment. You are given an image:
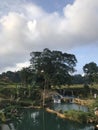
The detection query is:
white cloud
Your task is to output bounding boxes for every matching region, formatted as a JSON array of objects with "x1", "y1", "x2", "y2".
[
  {"x1": 0, "y1": 0, "x2": 98, "y2": 73},
  {"x1": 3, "y1": 61, "x2": 30, "y2": 73}
]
